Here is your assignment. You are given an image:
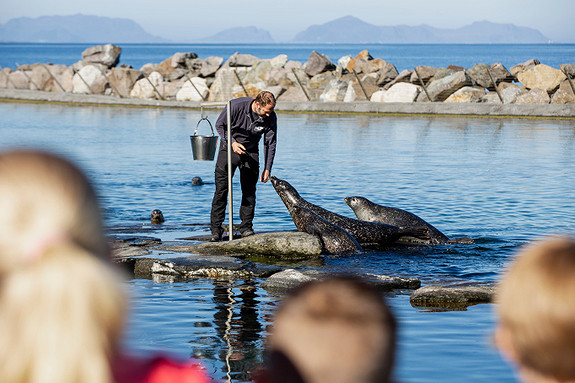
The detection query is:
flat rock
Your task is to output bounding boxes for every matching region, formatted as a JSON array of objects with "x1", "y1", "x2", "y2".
[
  {"x1": 410, "y1": 282, "x2": 495, "y2": 309},
  {"x1": 261, "y1": 268, "x2": 421, "y2": 295},
  {"x1": 163, "y1": 231, "x2": 323, "y2": 259}
]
